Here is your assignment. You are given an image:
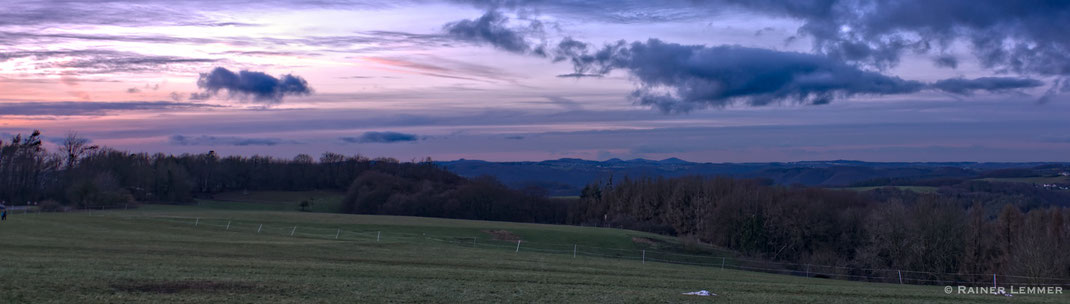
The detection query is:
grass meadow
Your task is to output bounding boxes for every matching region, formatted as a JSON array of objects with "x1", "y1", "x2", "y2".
[{"x1": 0, "y1": 199, "x2": 1065, "y2": 303}]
